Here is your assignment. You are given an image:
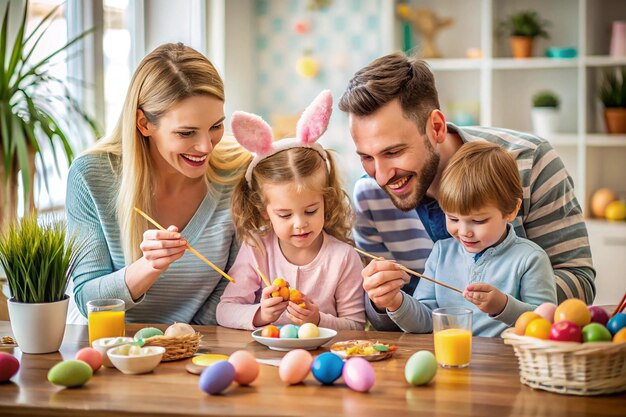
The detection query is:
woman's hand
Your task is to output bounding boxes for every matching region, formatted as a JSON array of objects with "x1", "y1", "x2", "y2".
[
  {"x1": 253, "y1": 286, "x2": 288, "y2": 327},
  {"x1": 286, "y1": 295, "x2": 320, "y2": 326},
  {"x1": 463, "y1": 283, "x2": 508, "y2": 316},
  {"x1": 139, "y1": 225, "x2": 187, "y2": 271}
]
